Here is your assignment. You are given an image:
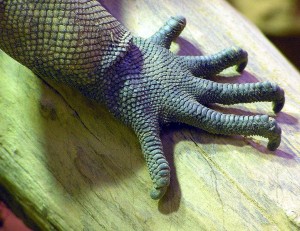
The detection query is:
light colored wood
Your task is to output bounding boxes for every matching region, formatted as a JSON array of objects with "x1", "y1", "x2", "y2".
[
  {"x1": 228, "y1": 0, "x2": 300, "y2": 35},
  {"x1": 0, "y1": 0, "x2": 300, "y2": 230}
]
